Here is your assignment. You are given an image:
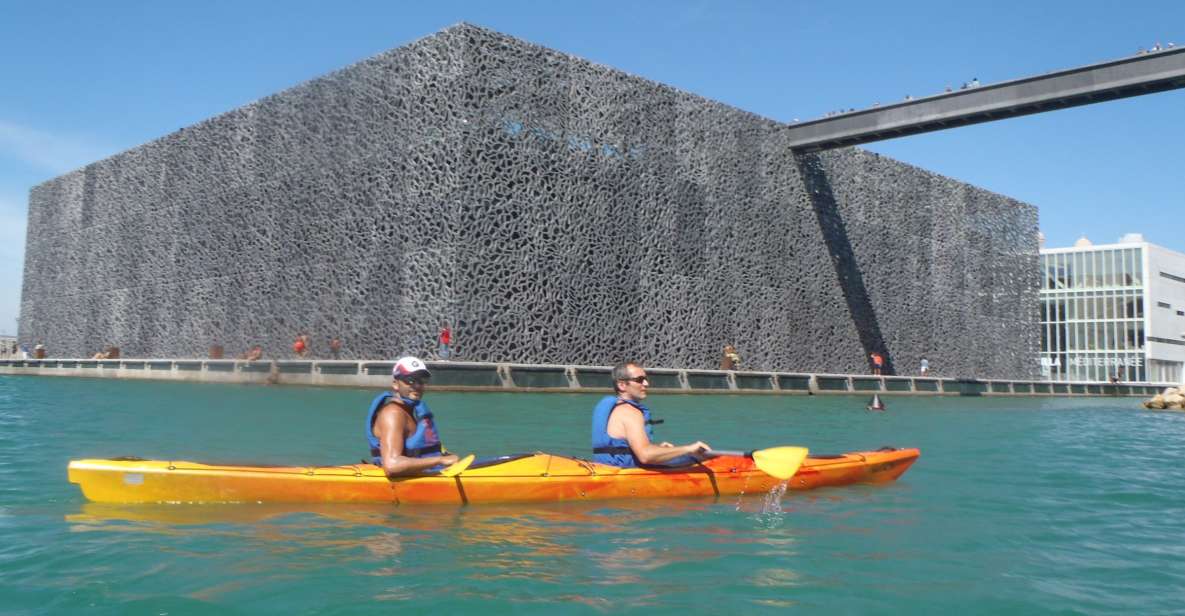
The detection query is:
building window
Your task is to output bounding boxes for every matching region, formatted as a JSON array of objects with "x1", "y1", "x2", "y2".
[
  {"x1": 1157, "y1": 301, "x2": 1172, "y2": 309},
  {"x1": 1160, "y1": 271, "x2": 1185, "y2": 284}
]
